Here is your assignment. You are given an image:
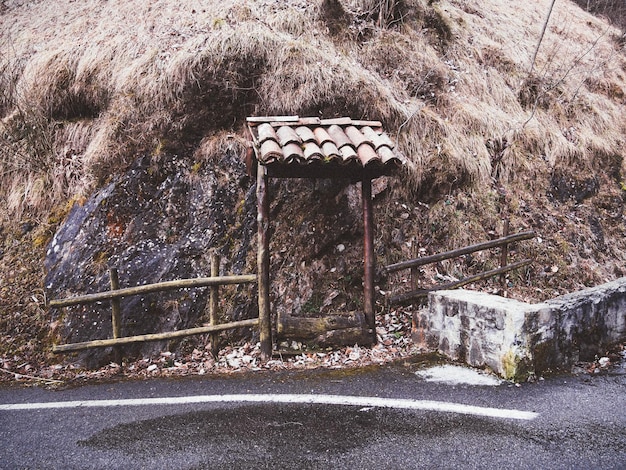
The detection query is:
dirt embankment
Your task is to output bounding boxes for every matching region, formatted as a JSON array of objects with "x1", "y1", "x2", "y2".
[{"x1": 0, "y1": 0, "x2": 625, "y2": 378}]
